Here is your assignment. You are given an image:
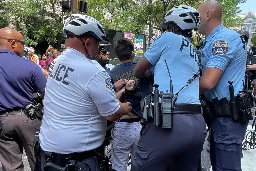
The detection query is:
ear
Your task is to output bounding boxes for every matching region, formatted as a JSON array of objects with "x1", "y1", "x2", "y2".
[
  {"x1": 10, "y1": 40, "x2": 16, "y2": 49},
  {"x1": 84, "y1": 38, "x2": 92, "y2": 48},
  {"x1": 206, "y1": 11, "x2": 211, "y2": 20}
]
